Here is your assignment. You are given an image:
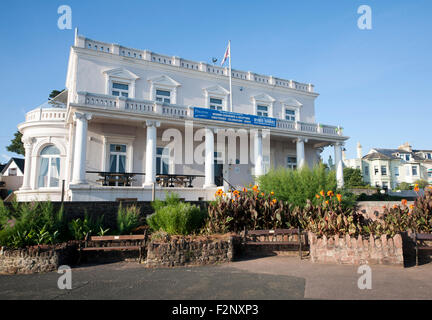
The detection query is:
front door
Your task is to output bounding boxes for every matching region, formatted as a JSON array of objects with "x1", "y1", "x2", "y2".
[{"x1": 109, "y1": 144, "x2": 127, "y2": 186}]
